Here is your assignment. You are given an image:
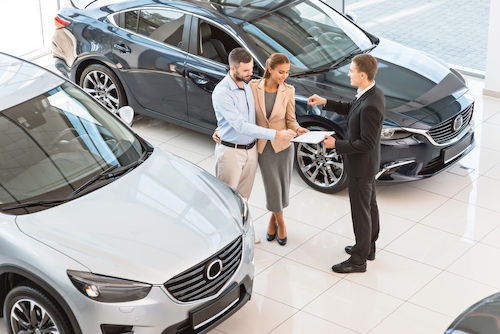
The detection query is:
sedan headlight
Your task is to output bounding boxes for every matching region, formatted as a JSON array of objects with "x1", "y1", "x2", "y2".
[
  {"x1": 230, "y1": 188, "x2": 250, "y2": 231},
  {"x1": 68, "y1": 270, "x2": 152, "y2": 302},
  {"x1": 381, "y1": 126, "x2": 412, "y2": 140}
]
